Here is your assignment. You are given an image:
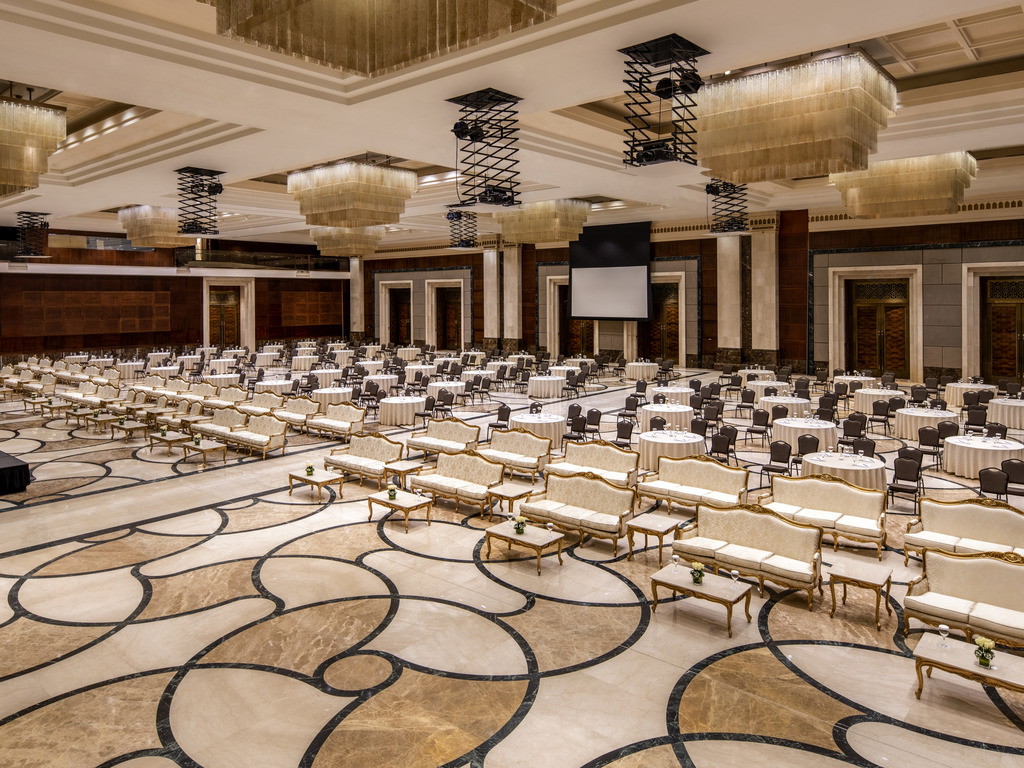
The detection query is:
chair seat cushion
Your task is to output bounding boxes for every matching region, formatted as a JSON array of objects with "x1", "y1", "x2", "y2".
[
  {"x1": 969, "y1": 602, "x2": 1024, "y2": 642},
  {"x1": 904, "y1": 530, "x2": 959, "y2": 551},
  {"x1": 794, "y1": 508, "x2": 842, "y2": 527},
  {"x1": 954, "y1": 538, "x2": 1013, "y2": 555},
  {"x1": 716, "y1": 543, "x2": 773, "y2": 569},
  {"x1": 327, "y1": 455, "x2": 385, "y2": 474},
  {"x1": 456, "y1": 482, "x2": 490, "y2": 501},
  {"x1": 414, "y1": 475, "x2": 469, "y2": 495},
  {"x1": 762, "y1": 554, "x2": 815, "y2": 583},
  {"x1": 592, "y1": 469, "x2": 629, "y2": 486},
  {"x1": 904, "y1": 591, "x2": 975, "y2": 623},
  {"x1": 307, "y1": 418, "x2": 353, "y2": 433},
  {"x1": 834, "y1": 514, "x2": 882, "y2": 536},
  {"x1": 583, "y1": 511, "x2": 624, "y2": 534},
  {"x1": 231, "y1": 431, "x2": 271, "y2": 447},
  {"x1": 521, "y1": 499, "x2": 565, "y2": 518},
  {"x1": 543, "y1": 504, "x2": 591, "y2": 527},
  {"x1": 672, "y1": 536, "x2": 727, "y2": 558},
  {"x1": 478, "y1": 449, "x2": 538, "y2": 470},
  {"x1": 764, "y1": 501, "x2": 801, "y2": 519},
  {"x1": 409, "y1": 437, "x2": 466, "y2": 454},
  {"x1": 702, "y1": 490, "x2": 741, "y2": 506}
]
